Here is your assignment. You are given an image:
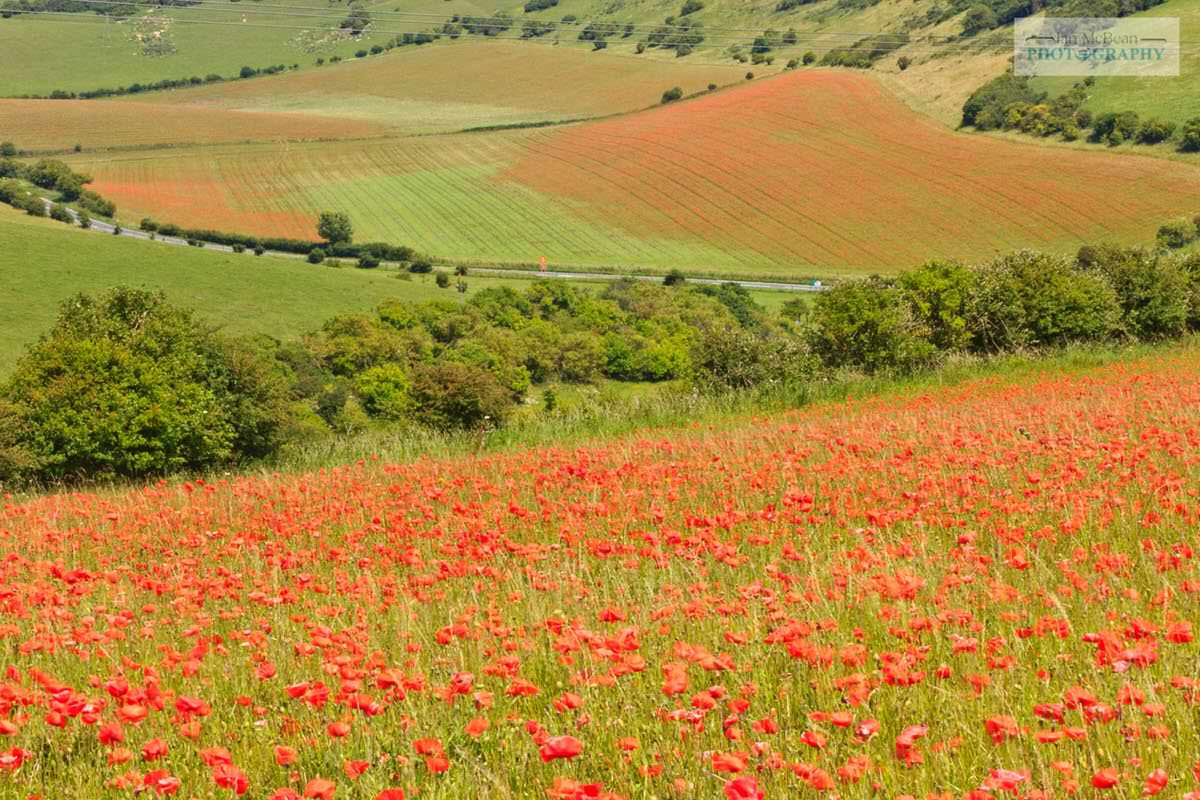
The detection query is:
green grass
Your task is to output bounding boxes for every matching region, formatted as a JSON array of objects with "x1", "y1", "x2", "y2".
[
  {"x1": 0, "y1": 207, "x2": 797, "y2": 373},
  {"x1": 1032, "y1": 0, "x2": 1200, "y2": 124}
]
